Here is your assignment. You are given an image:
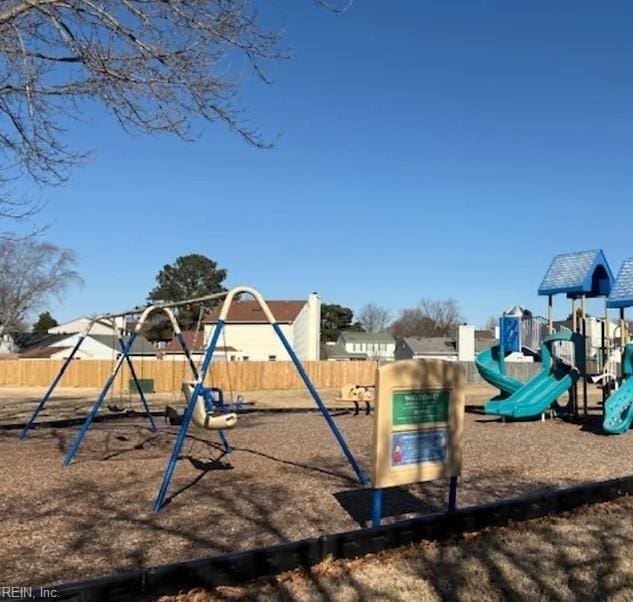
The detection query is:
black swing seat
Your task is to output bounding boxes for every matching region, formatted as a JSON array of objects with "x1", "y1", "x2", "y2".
[{"x1": 164, "y1": 405, "x2": 184, "y2": 425}]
